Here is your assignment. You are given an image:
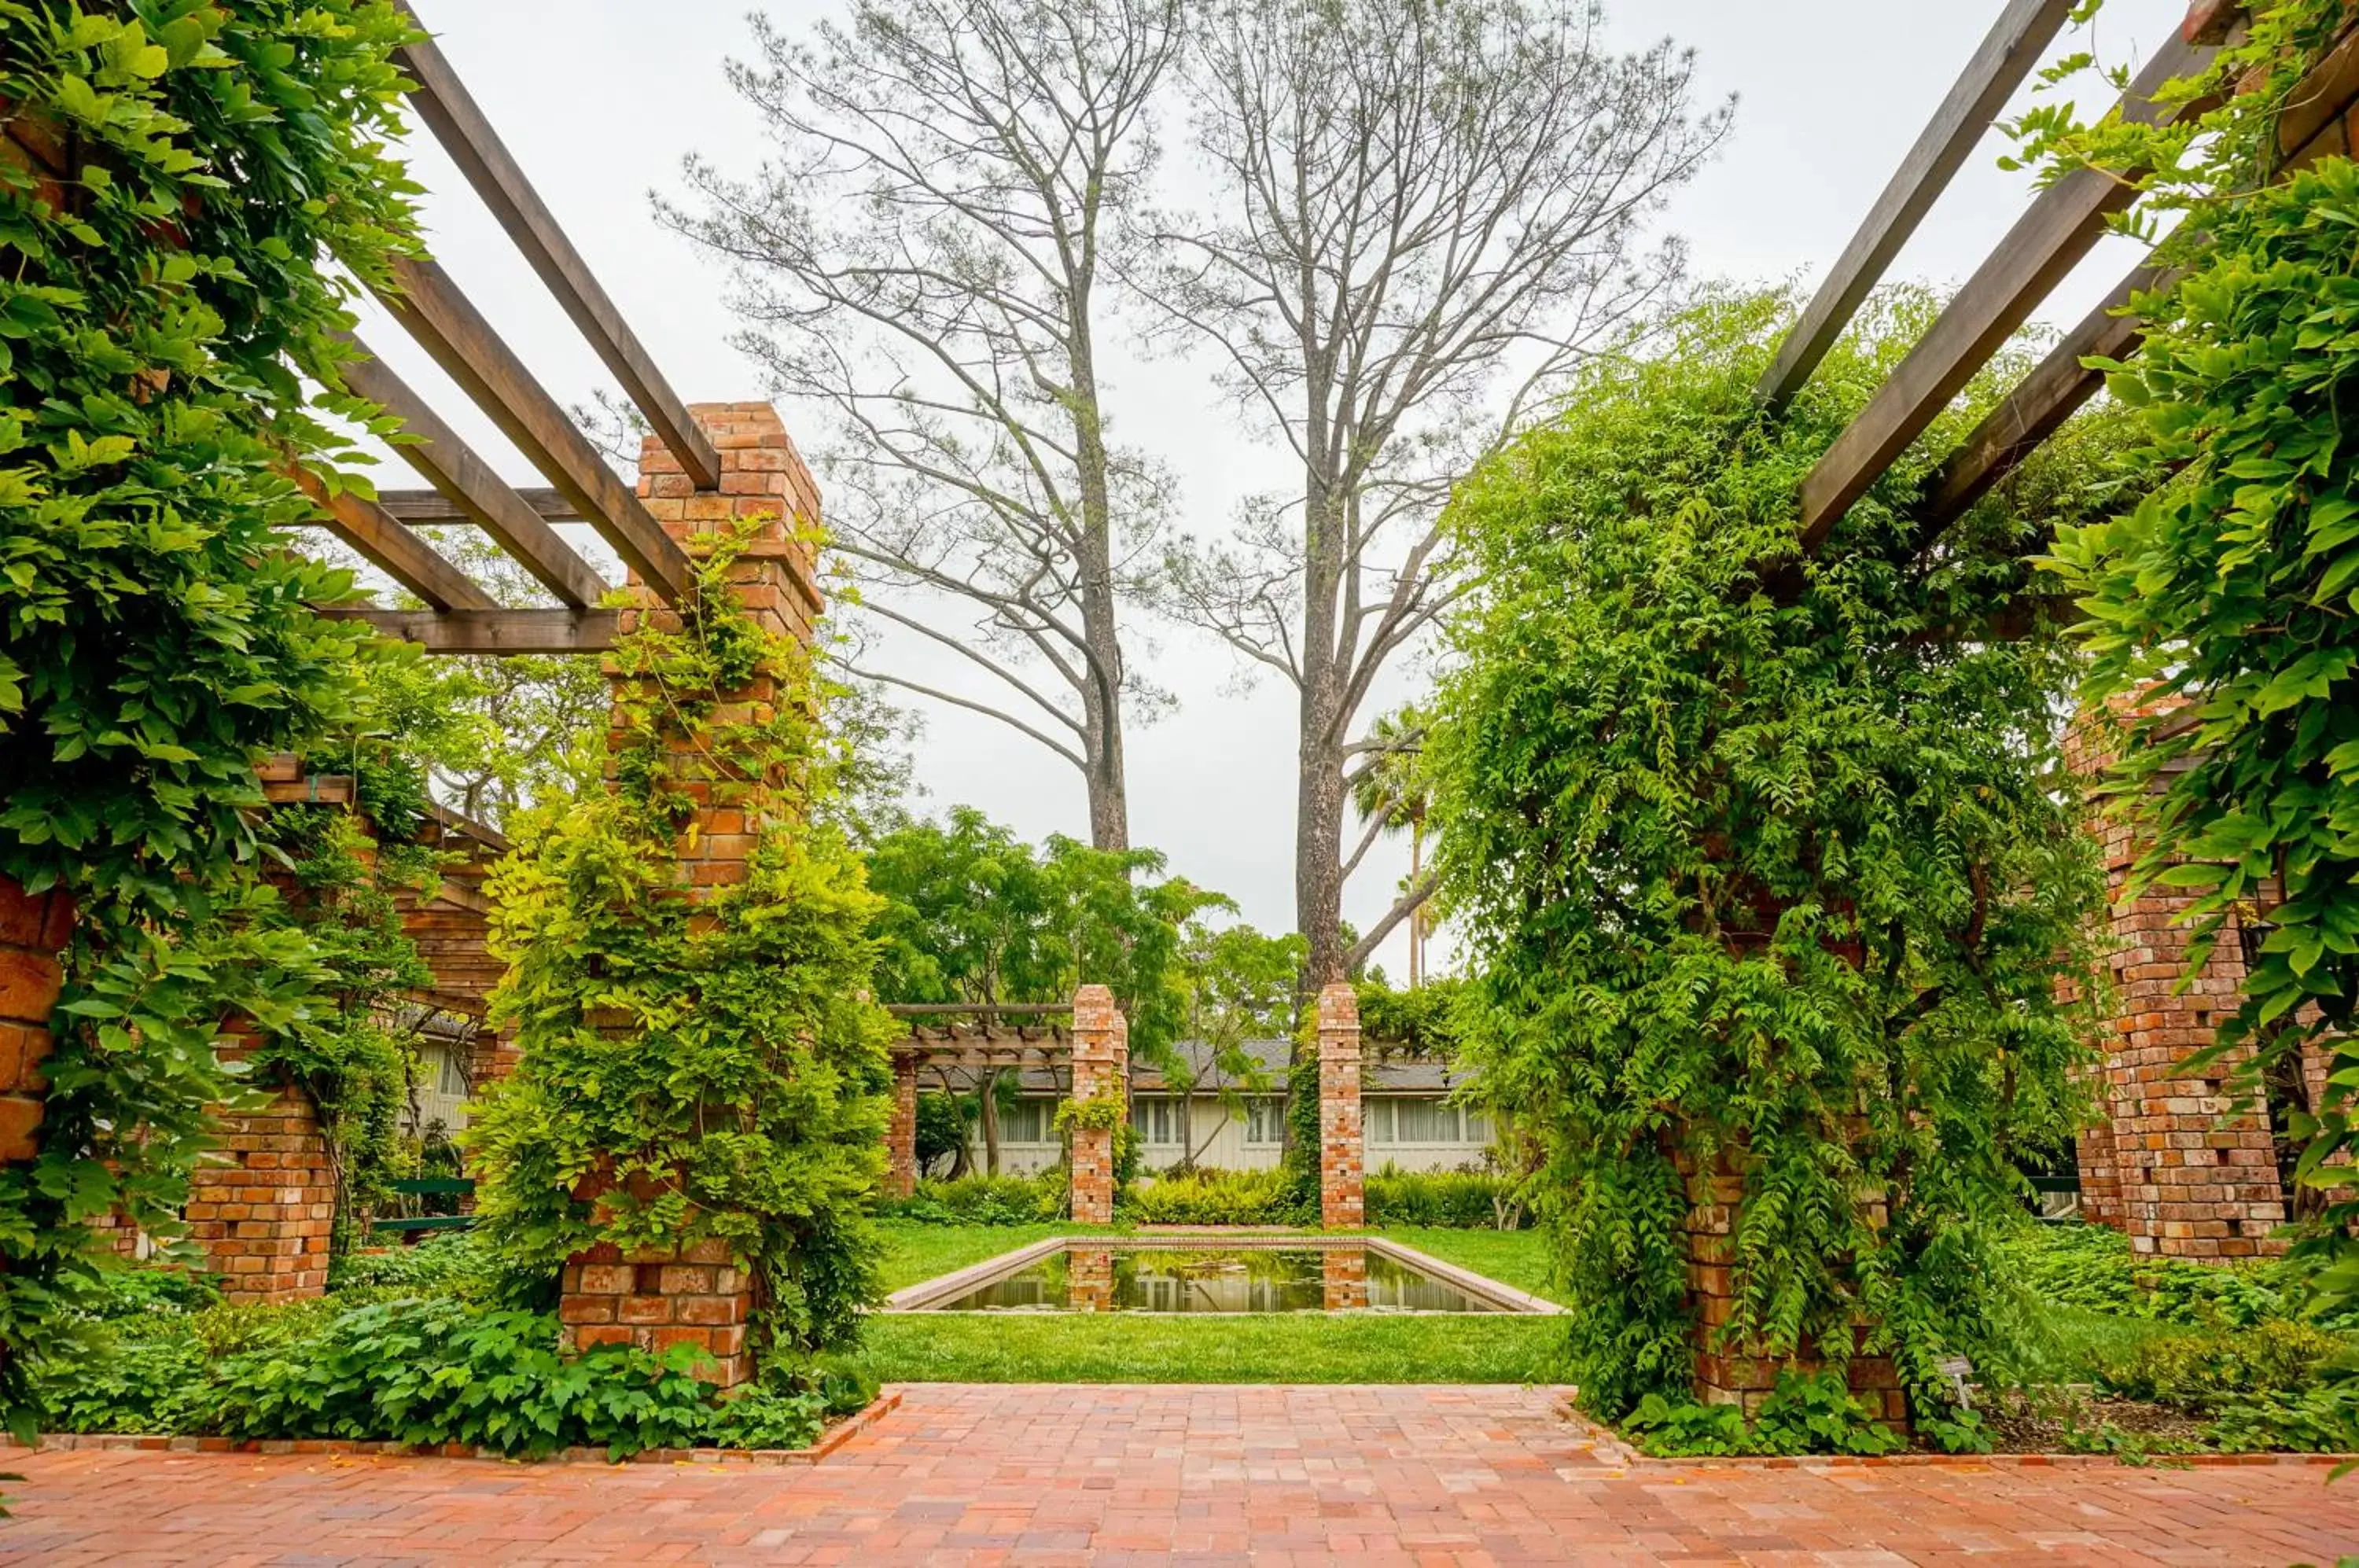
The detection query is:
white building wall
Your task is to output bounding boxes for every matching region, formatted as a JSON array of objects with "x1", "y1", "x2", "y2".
[{"x1": 958, "y1": 1092, "x2": 1491, "y2": 1178}]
